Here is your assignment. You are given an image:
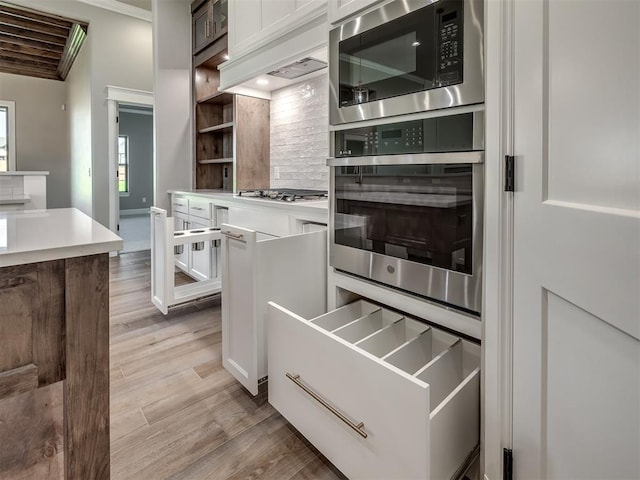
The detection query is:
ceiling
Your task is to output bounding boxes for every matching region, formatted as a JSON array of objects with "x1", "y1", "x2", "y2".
[
  {"x1": 116, "y1": 0, "x2": 151, "y2": 11},
  {"x1": 0, "y1": 2, "x2": 89, "y2": 81}
]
